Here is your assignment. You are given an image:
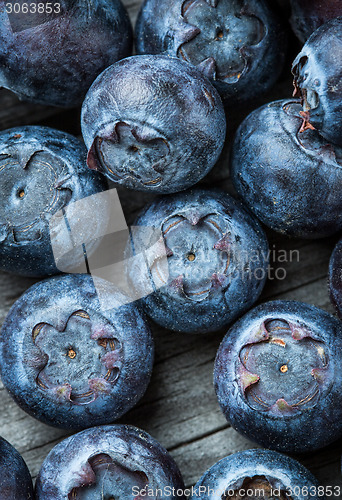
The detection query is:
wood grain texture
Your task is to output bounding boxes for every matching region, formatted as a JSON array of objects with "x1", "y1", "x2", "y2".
[{"x1": 0, "y1": 0, "x2": 341, "y2": 495}]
